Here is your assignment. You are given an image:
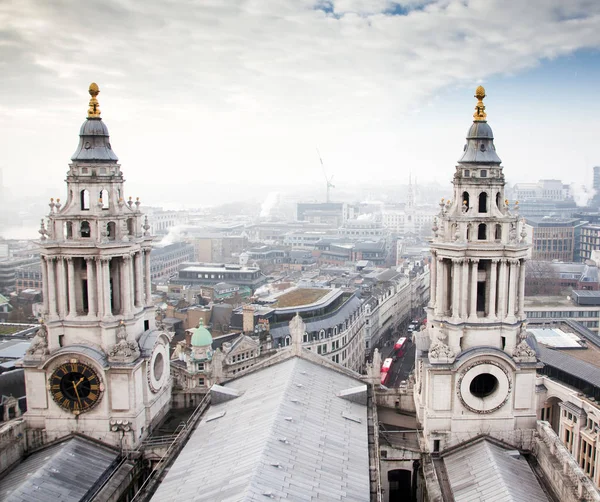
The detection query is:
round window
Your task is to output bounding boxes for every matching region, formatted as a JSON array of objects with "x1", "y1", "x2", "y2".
[
  {"x1": 470, "y1": 373, "x2": 498, "y2": 398},
  {"x1": 153, "y1": 352, "x2": 164, "y2": 381}
]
